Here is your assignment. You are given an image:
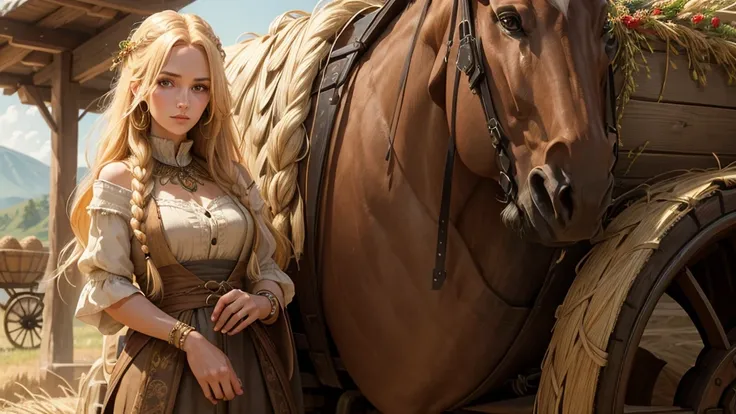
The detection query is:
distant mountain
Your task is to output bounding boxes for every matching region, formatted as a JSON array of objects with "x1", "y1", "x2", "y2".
[
  {"x1": 0, "y1": 146, "x2": 89, "y2": 206},
  {"x1": 0, "y1": 146, "x2": 50, "y2": 199}
]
